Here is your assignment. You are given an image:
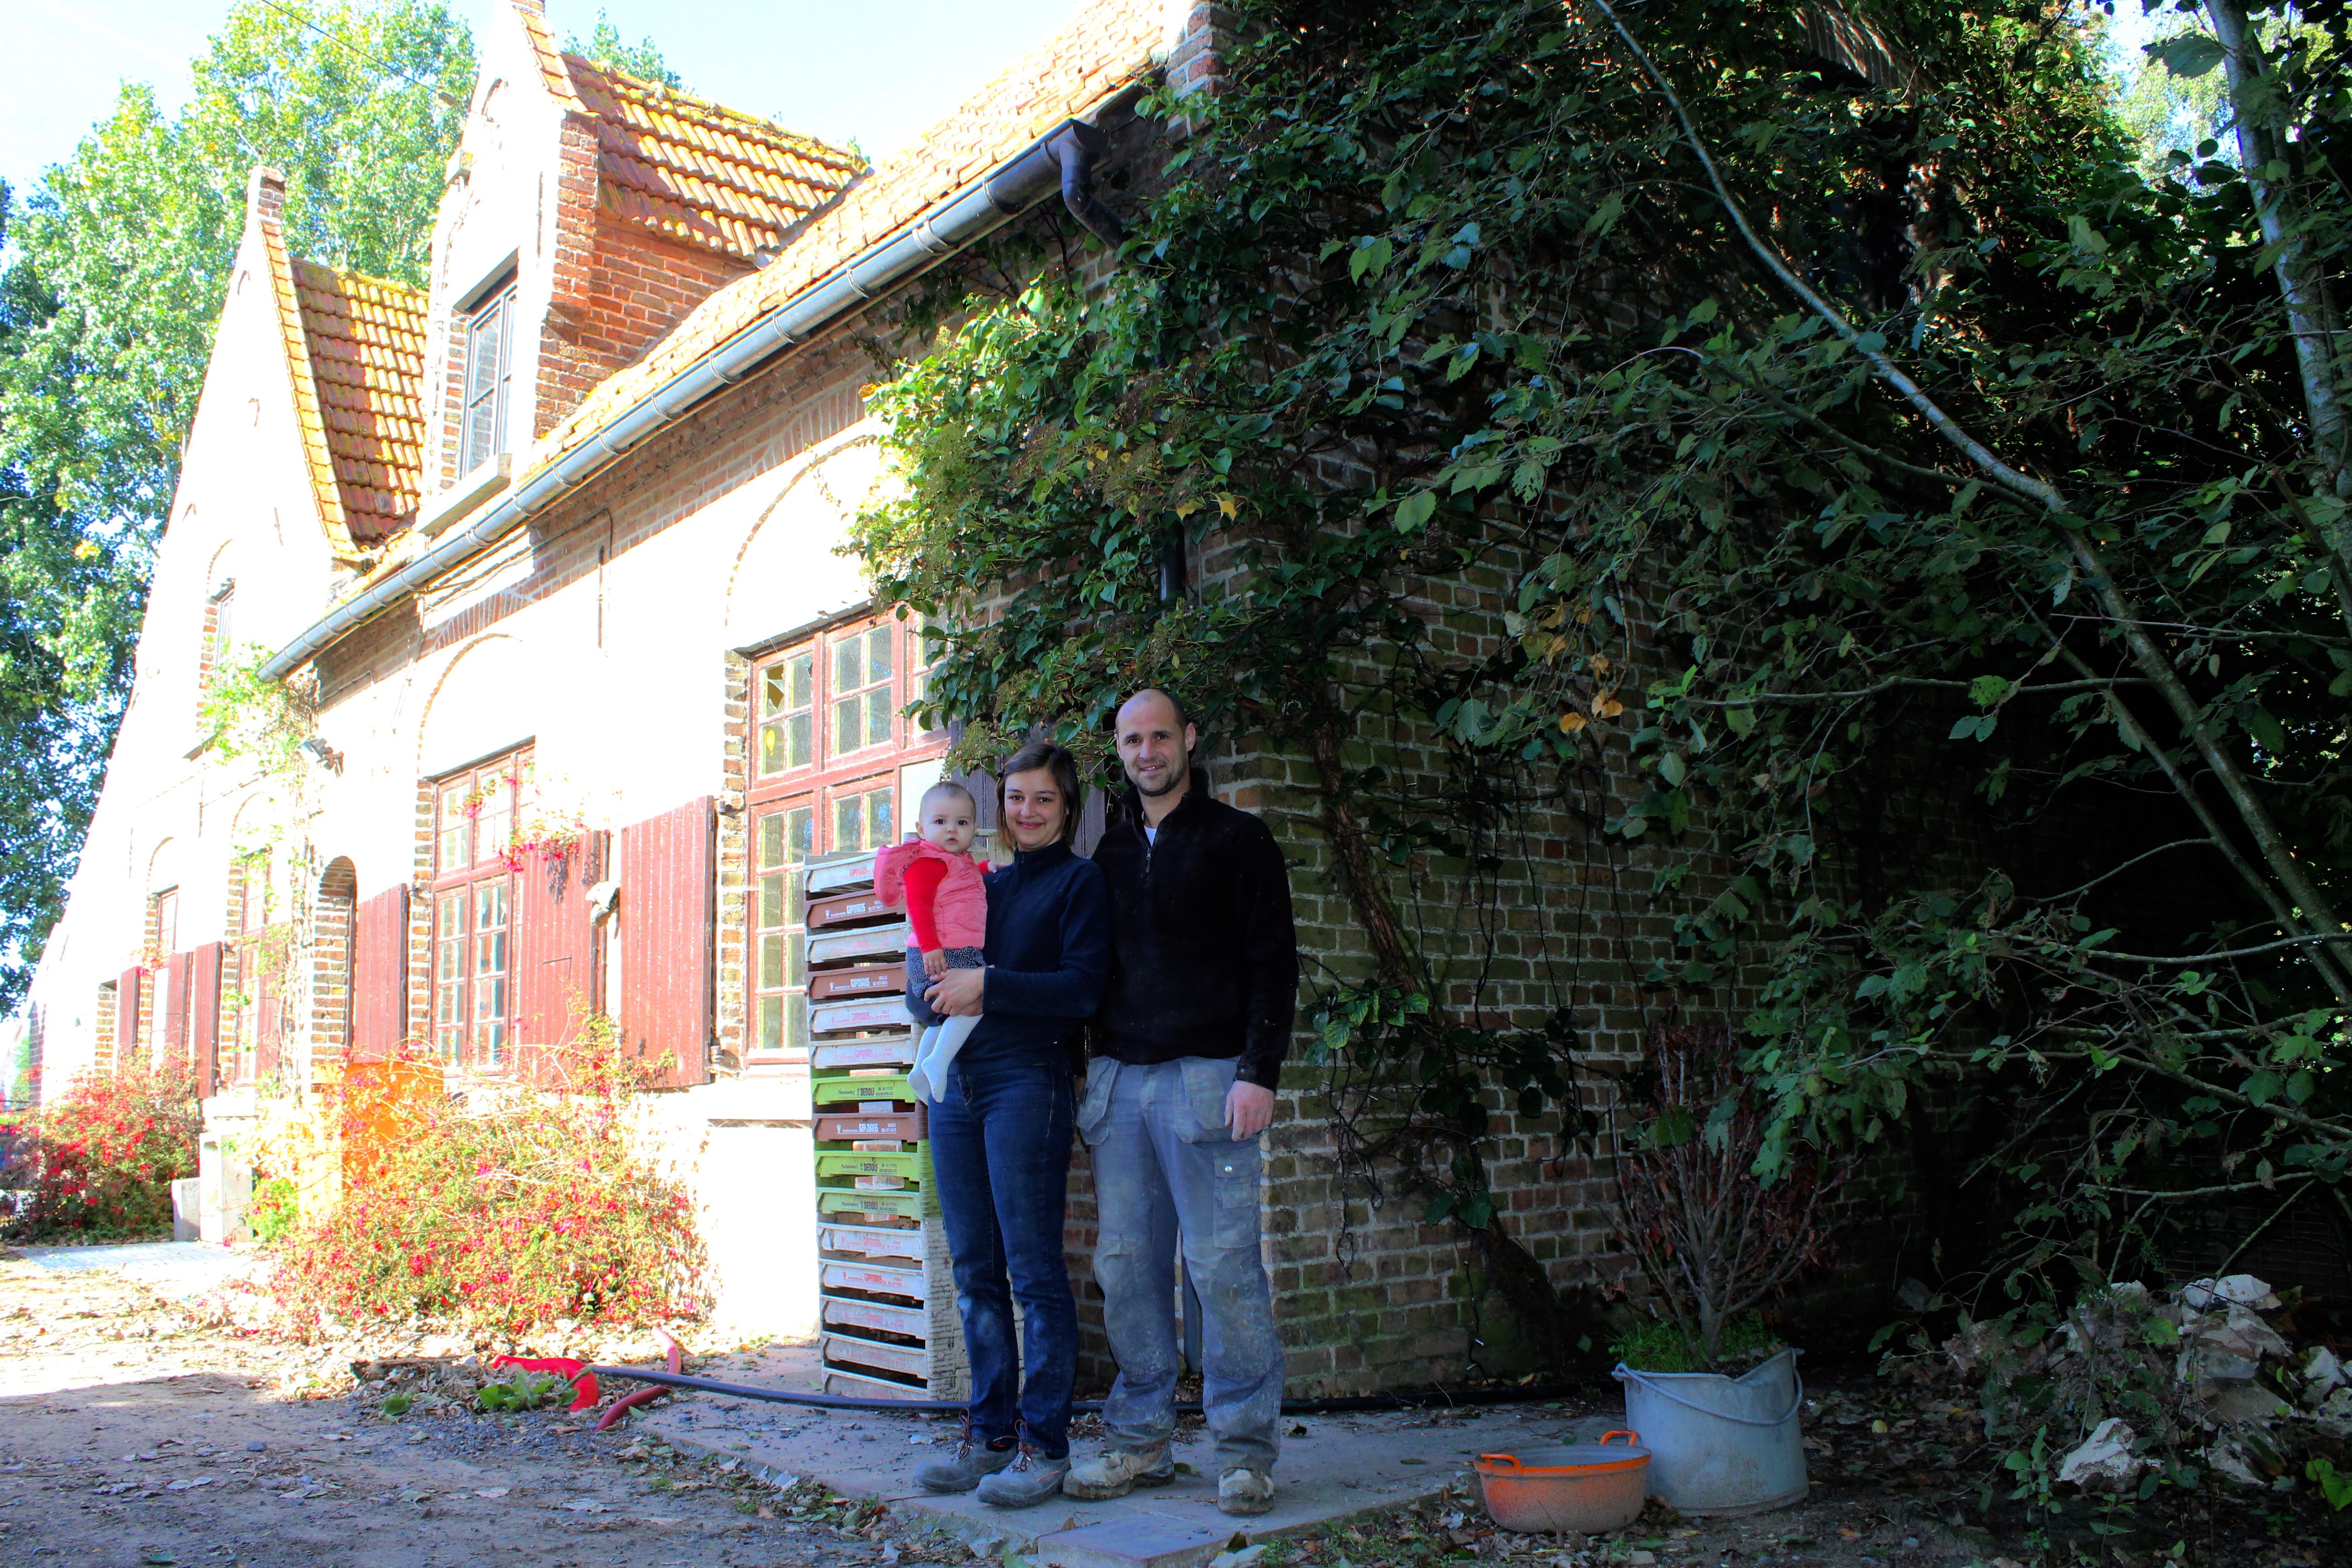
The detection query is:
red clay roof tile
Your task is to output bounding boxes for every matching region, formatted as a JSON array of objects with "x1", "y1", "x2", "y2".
[{"x1": 292, "y1": 261, "x2": 428, "y2": 546}]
